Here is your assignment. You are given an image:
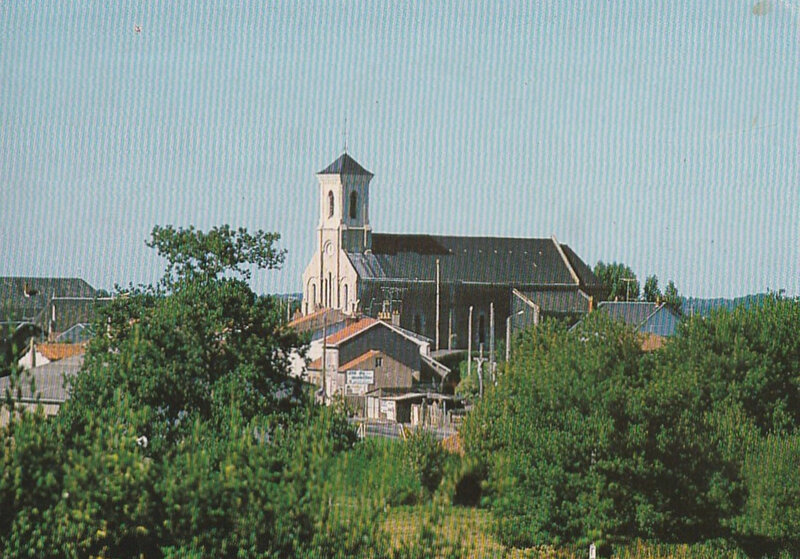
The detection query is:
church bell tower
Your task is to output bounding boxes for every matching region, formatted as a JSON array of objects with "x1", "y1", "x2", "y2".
[
  {"x1": 316, "y1": 153, "x2": 373, "y2": 254},
  {"x1": 302, "y1": 153, "x2": 373, "y2": 314}
]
